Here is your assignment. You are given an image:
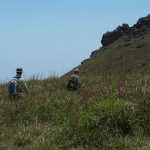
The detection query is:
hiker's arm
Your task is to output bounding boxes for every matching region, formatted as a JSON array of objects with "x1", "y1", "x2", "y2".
[
  {"x1": 76, "y1": 76, "x2": 81, "y2": 88},
  {"x1": 19, "y1": 79, "x2": 30, "y2": 94}
]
